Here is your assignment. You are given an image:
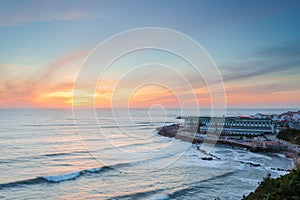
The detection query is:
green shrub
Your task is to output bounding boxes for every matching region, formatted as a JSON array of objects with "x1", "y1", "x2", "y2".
[
  {"x1": 277, "y1": 129, "x2": 300, "y2": 145},
  {"x1": 243, "y1": 169, "x2": 300, "y2": 200}
]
